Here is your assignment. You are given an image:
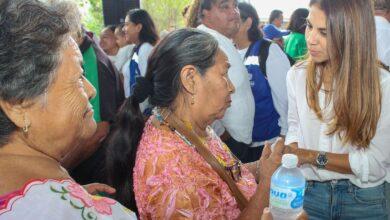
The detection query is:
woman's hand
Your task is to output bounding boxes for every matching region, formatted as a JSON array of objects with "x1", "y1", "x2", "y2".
[
  {"x1": 283, "y1": 143, "x2": 306, "y2": 165},
  {"x1": 236, "y1": 139, "x2": 286, "y2": 219},
  {"x1": 261, "y1": 207, "x2": 308, "y2": 220},
  {"x1": 83, "y1": 183, "x2": 116, "y2": 195},
  {"x1": 282, "y1": 143, "x2": 298, "y2": 155}
]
